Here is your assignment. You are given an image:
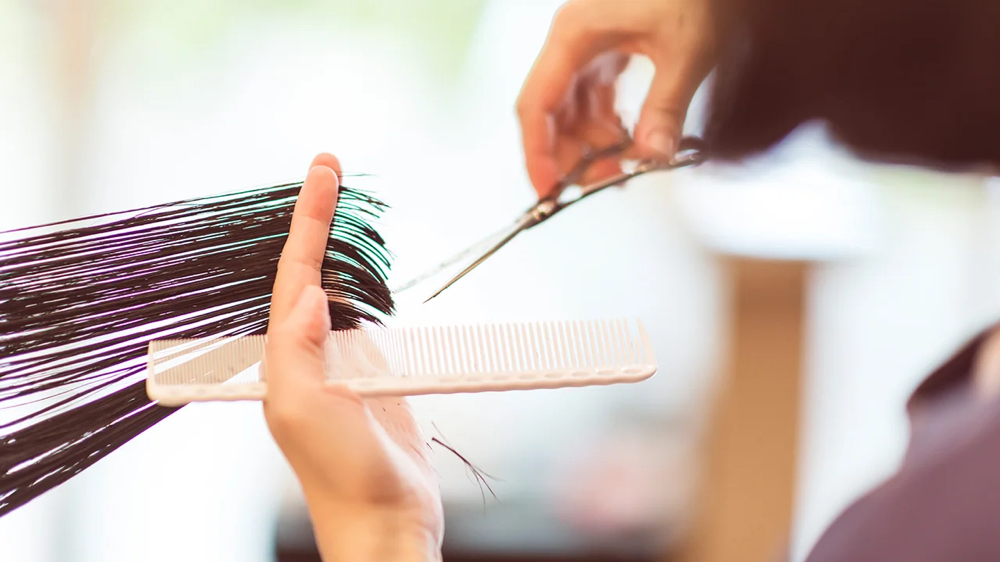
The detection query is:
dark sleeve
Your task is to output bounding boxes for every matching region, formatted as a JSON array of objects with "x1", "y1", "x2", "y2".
[{"x1": 806, "y1": 330, "x2": 1000, "y2": 562}]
